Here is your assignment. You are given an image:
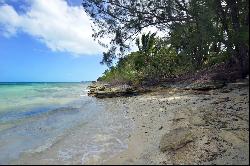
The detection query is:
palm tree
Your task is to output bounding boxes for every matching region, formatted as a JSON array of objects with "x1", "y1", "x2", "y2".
[
  {"x1": 136, "y1": 32, "x2": 157, "y2": 54},
  {"x1": 135, "y1": 32, "x2": 159, "y2": 79}
]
